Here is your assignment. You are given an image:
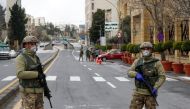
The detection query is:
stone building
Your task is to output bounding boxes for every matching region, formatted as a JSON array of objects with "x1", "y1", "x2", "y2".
[
  {"x1": 118, "y1": 0, "x2": 190, "y2": 61},
  {"x1": 26, "y1": 14, "x2": 35, "y2": 36}
]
